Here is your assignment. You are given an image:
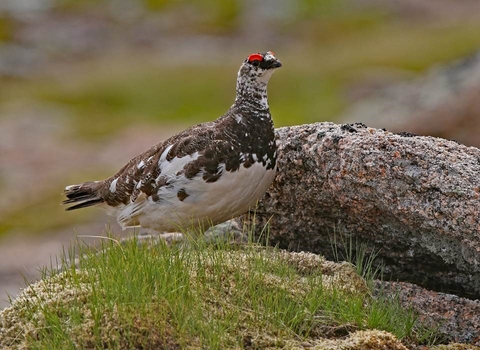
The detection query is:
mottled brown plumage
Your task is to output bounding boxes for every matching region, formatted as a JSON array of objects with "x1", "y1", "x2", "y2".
[{"x1": 64, "y1": 51, "x2": 281, "y2": 232}]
